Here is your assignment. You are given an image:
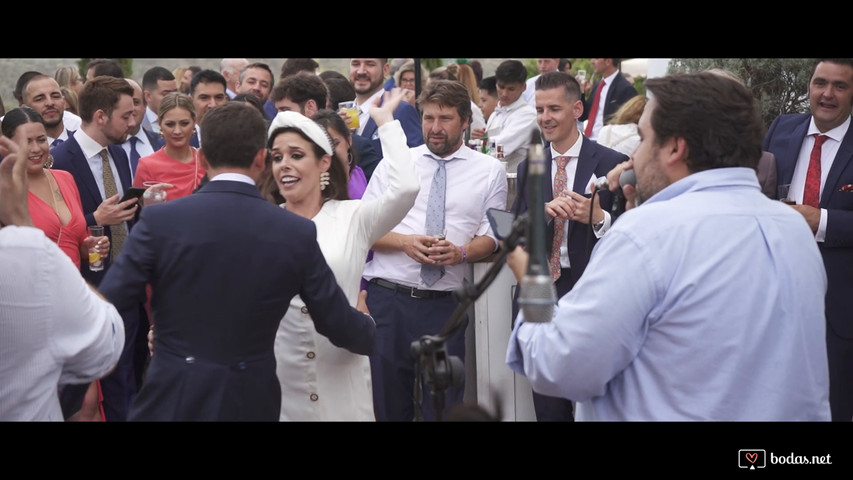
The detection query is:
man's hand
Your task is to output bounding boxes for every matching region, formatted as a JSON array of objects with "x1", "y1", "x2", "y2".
[
  {"x1": 607, "y1": 159, "x2": 638, "y2": 210},
  {"x1": 0, "y1": 131, "x2": 34, "y2": 227},
  {"x1": 94, "y1": 194, "x2": 138, "y2": 226},
  {"x1": 370, "y1": 87, "x2": 412, "y2": 127},
  {"x1": 790, "y1": 204, "x2": 821, "y2": 233}
]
